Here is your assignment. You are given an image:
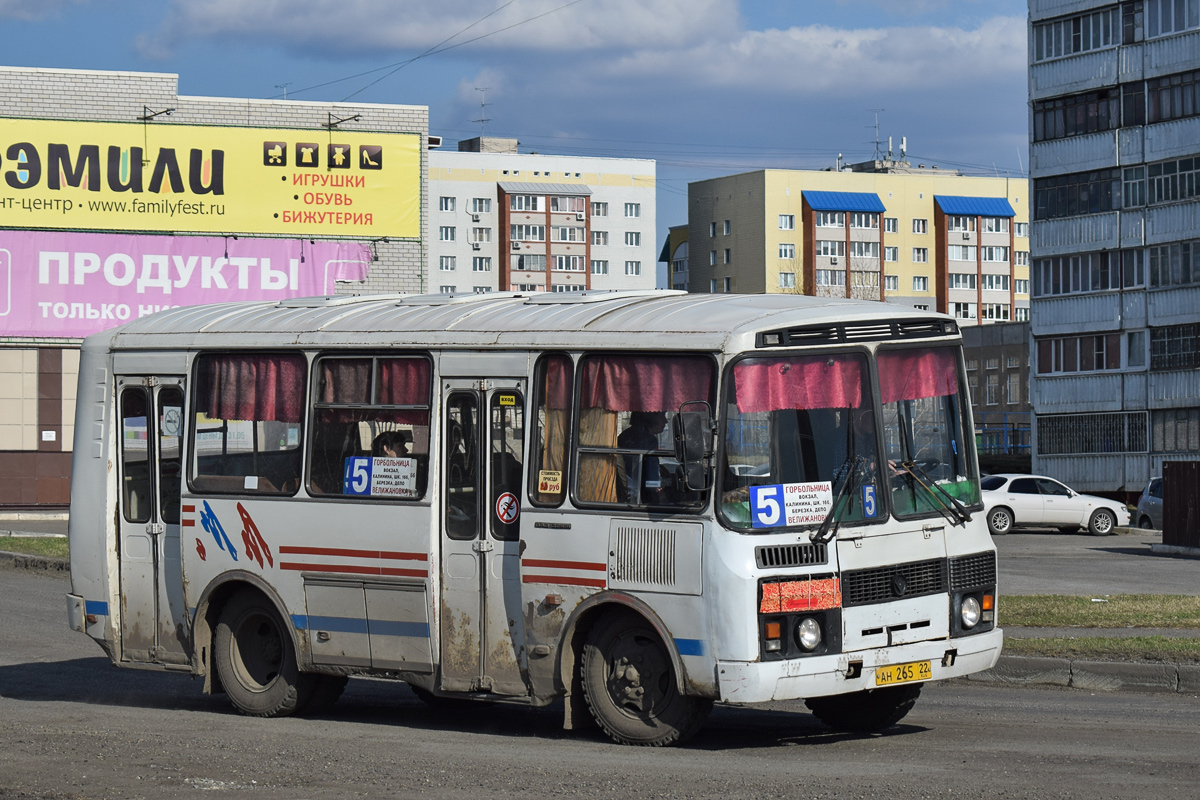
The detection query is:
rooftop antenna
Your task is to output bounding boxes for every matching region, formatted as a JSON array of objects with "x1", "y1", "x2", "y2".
[
  {"x1": 275, "y1": 83, "x2": 292, "y2": 100},
  {"x1": 472, "y1": 87, "x2": 492, "y2": 138},
  {"x1": 869, "y1": 108, "x2": 885, "y2": 160}
]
